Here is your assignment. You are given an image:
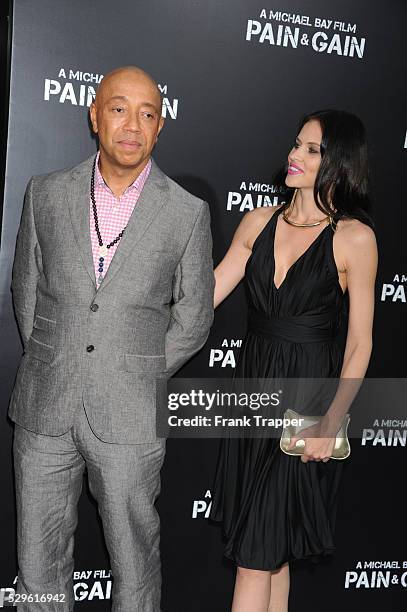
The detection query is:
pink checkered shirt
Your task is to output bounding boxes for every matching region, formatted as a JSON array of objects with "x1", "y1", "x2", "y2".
[{"x1": 90, "y1": 153, "x2": 151, "y2": 285}]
